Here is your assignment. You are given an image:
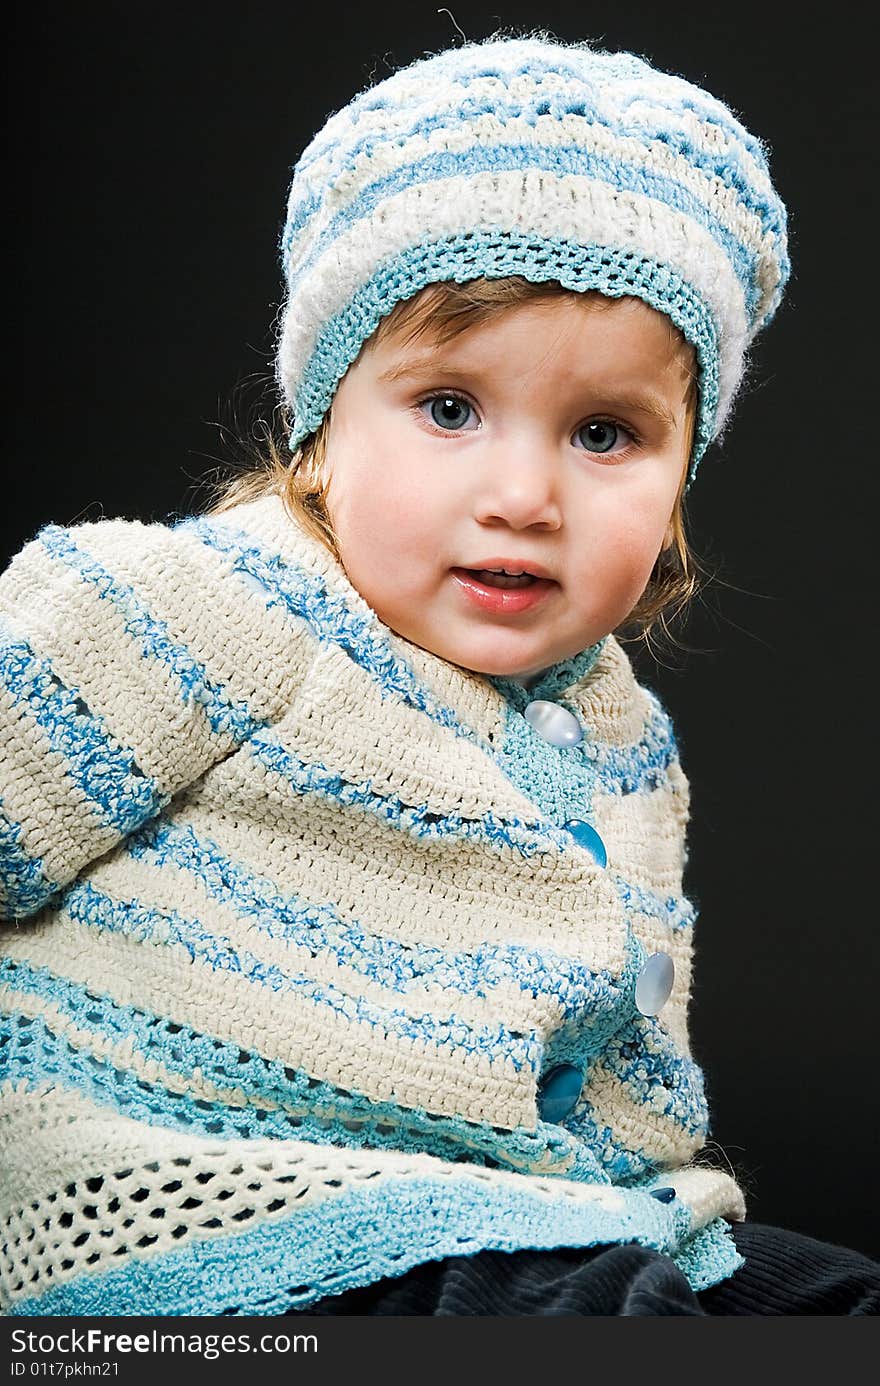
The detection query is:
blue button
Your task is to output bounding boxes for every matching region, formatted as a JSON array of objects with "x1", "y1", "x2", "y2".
[
  {"x1": 563, "y1": 818, "x2": 607, "y2": 868},
  {"x1": 537, "y1": 1063, "x2": 584, "y2": 1124},
  {"x1": 648, "y1": 1186, "x2": 677, "y2": 1204},
  {"x1": 635, "y1": 952, "x2": 675, "y2": 1017}
]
